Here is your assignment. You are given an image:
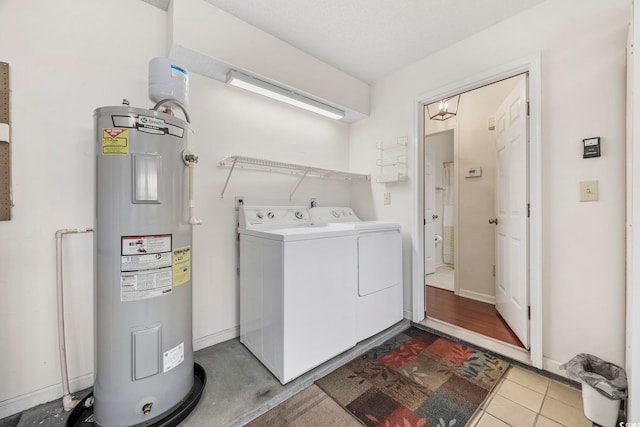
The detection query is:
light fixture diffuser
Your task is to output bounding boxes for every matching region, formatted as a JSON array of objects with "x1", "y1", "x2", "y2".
[{"x1": 226, "y1": 70, "x2": 345, "y2": 120}]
